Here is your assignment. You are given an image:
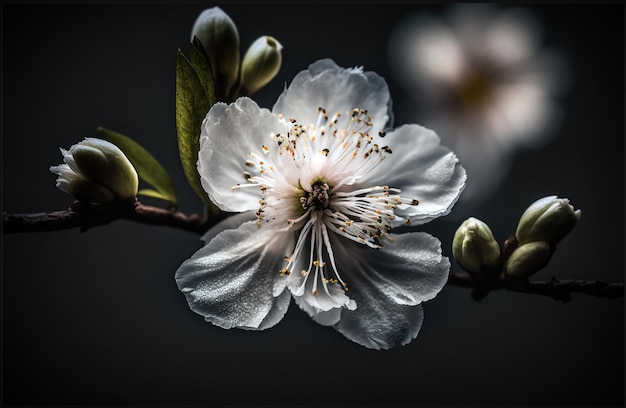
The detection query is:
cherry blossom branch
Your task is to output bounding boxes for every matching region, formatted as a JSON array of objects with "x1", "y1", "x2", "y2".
[
  {"x1": 447, "y1": 271, "x2": 624, "y2": 302},
  {"x1": 2, "y1": 200, "x2": 215, "y2": 235}
]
